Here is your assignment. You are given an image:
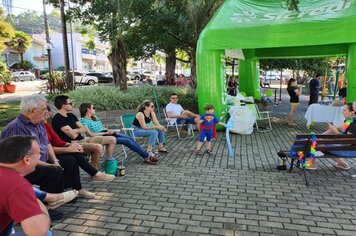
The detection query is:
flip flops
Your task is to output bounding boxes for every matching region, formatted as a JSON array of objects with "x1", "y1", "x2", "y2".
[
  {"x1": 158, "y1": 148, "x2": 169, "y2": 153},
  {"x1": 47, "y1": 190, "x2": 79, "y2": 209},
  {"x1": 335, "y1": 162, "x2": 350, "y2": 170}
]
